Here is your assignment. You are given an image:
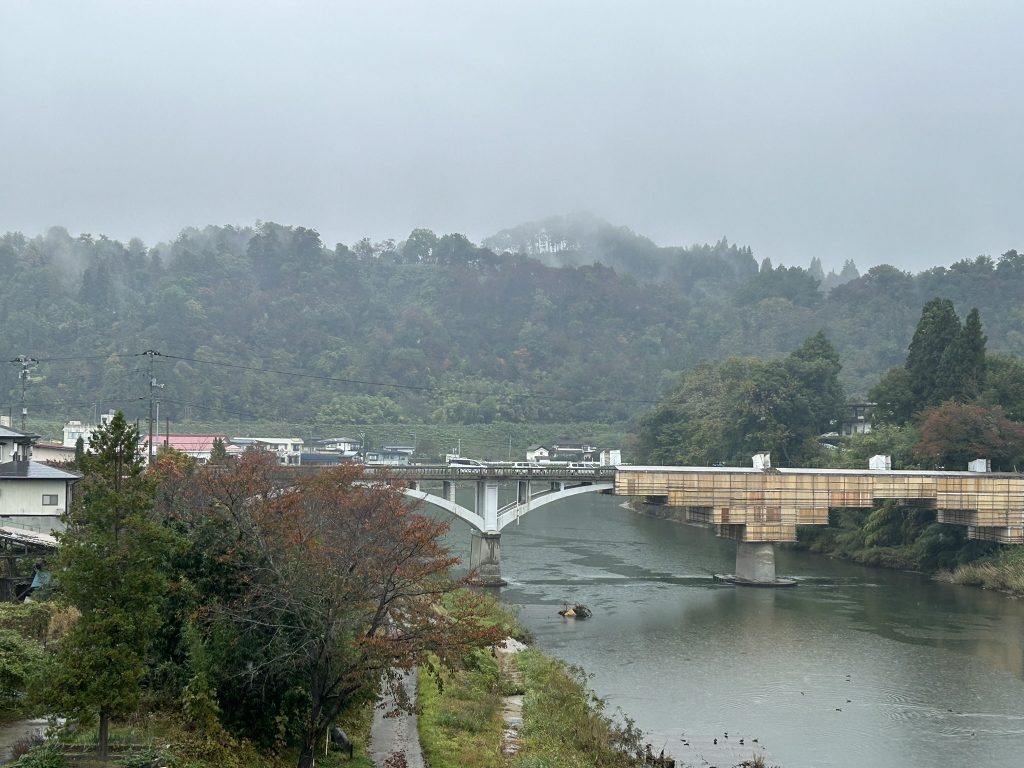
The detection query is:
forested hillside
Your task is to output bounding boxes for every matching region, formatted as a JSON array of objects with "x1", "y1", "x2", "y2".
[{"x1": 1, "y1": 220, "x2": 1023, "y2": 431}]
